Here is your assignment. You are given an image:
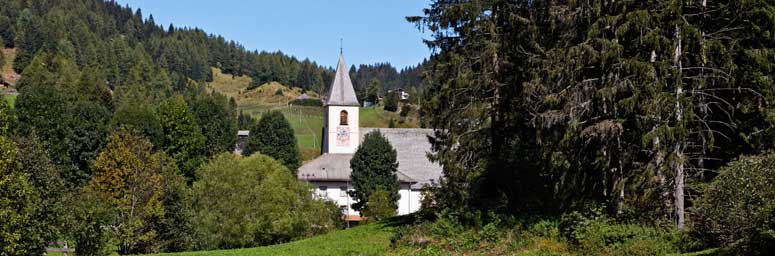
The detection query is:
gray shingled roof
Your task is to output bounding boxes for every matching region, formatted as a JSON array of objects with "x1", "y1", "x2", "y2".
[
  {"x1": 297, "y1": 154, "x2": 415, "y2": 183},
  {"x1": 324, "y1": 53, "x2": 360, "y2": 107},
  {"x1": 298, "y1": 128, "x2": 443, "y2": 189}
]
